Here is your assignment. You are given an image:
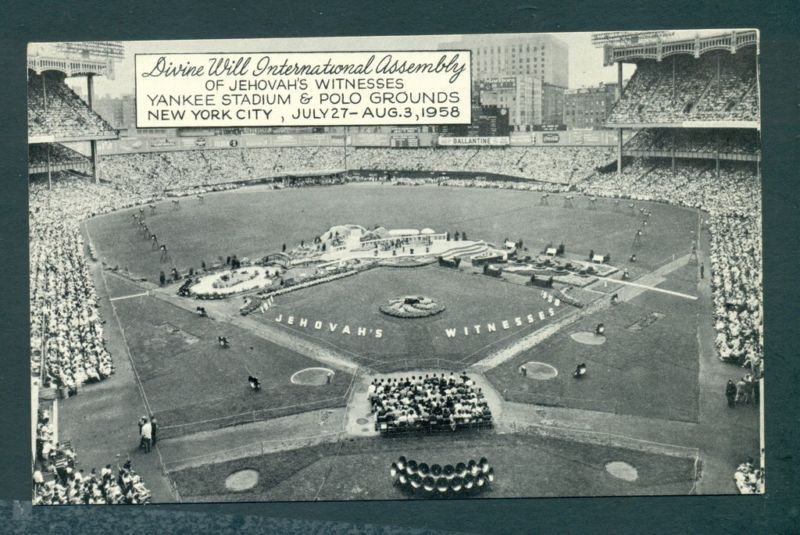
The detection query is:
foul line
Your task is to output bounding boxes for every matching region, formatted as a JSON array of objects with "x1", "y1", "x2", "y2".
[
  {"x1": 110, "y1": 291, "x2": 150, "y2": 302},
  {"x1": 598, "y1": 277, "x2": 697, "y2": 300}
]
